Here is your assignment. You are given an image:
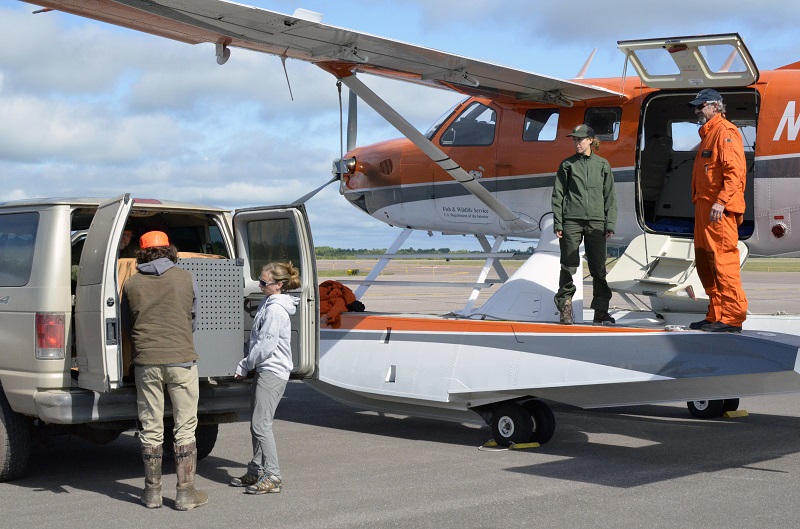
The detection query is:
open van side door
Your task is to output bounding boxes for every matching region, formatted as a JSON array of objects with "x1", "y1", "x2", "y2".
[
  {"x1": 233, "y1": 205, "x2": 318, "y2": 379},
  {"x1": 75, "y1": 194, "x2": 132, "y2": 391}
]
